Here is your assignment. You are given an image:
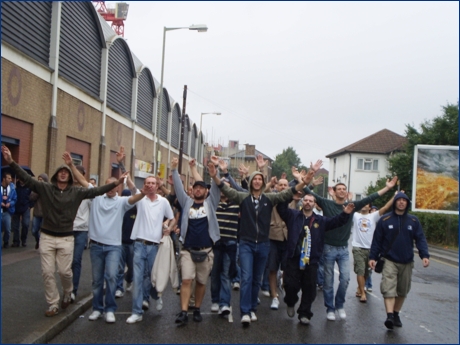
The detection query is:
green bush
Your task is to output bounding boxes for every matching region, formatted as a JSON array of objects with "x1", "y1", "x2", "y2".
[{"x1": 411, "y1": 211, "x2": 458, "y2": 247}]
